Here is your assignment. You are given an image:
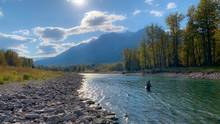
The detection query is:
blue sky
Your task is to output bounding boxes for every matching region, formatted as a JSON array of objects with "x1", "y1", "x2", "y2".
[{"x1": 0, "y1": 0, "x2": 199, "y2": 59}]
